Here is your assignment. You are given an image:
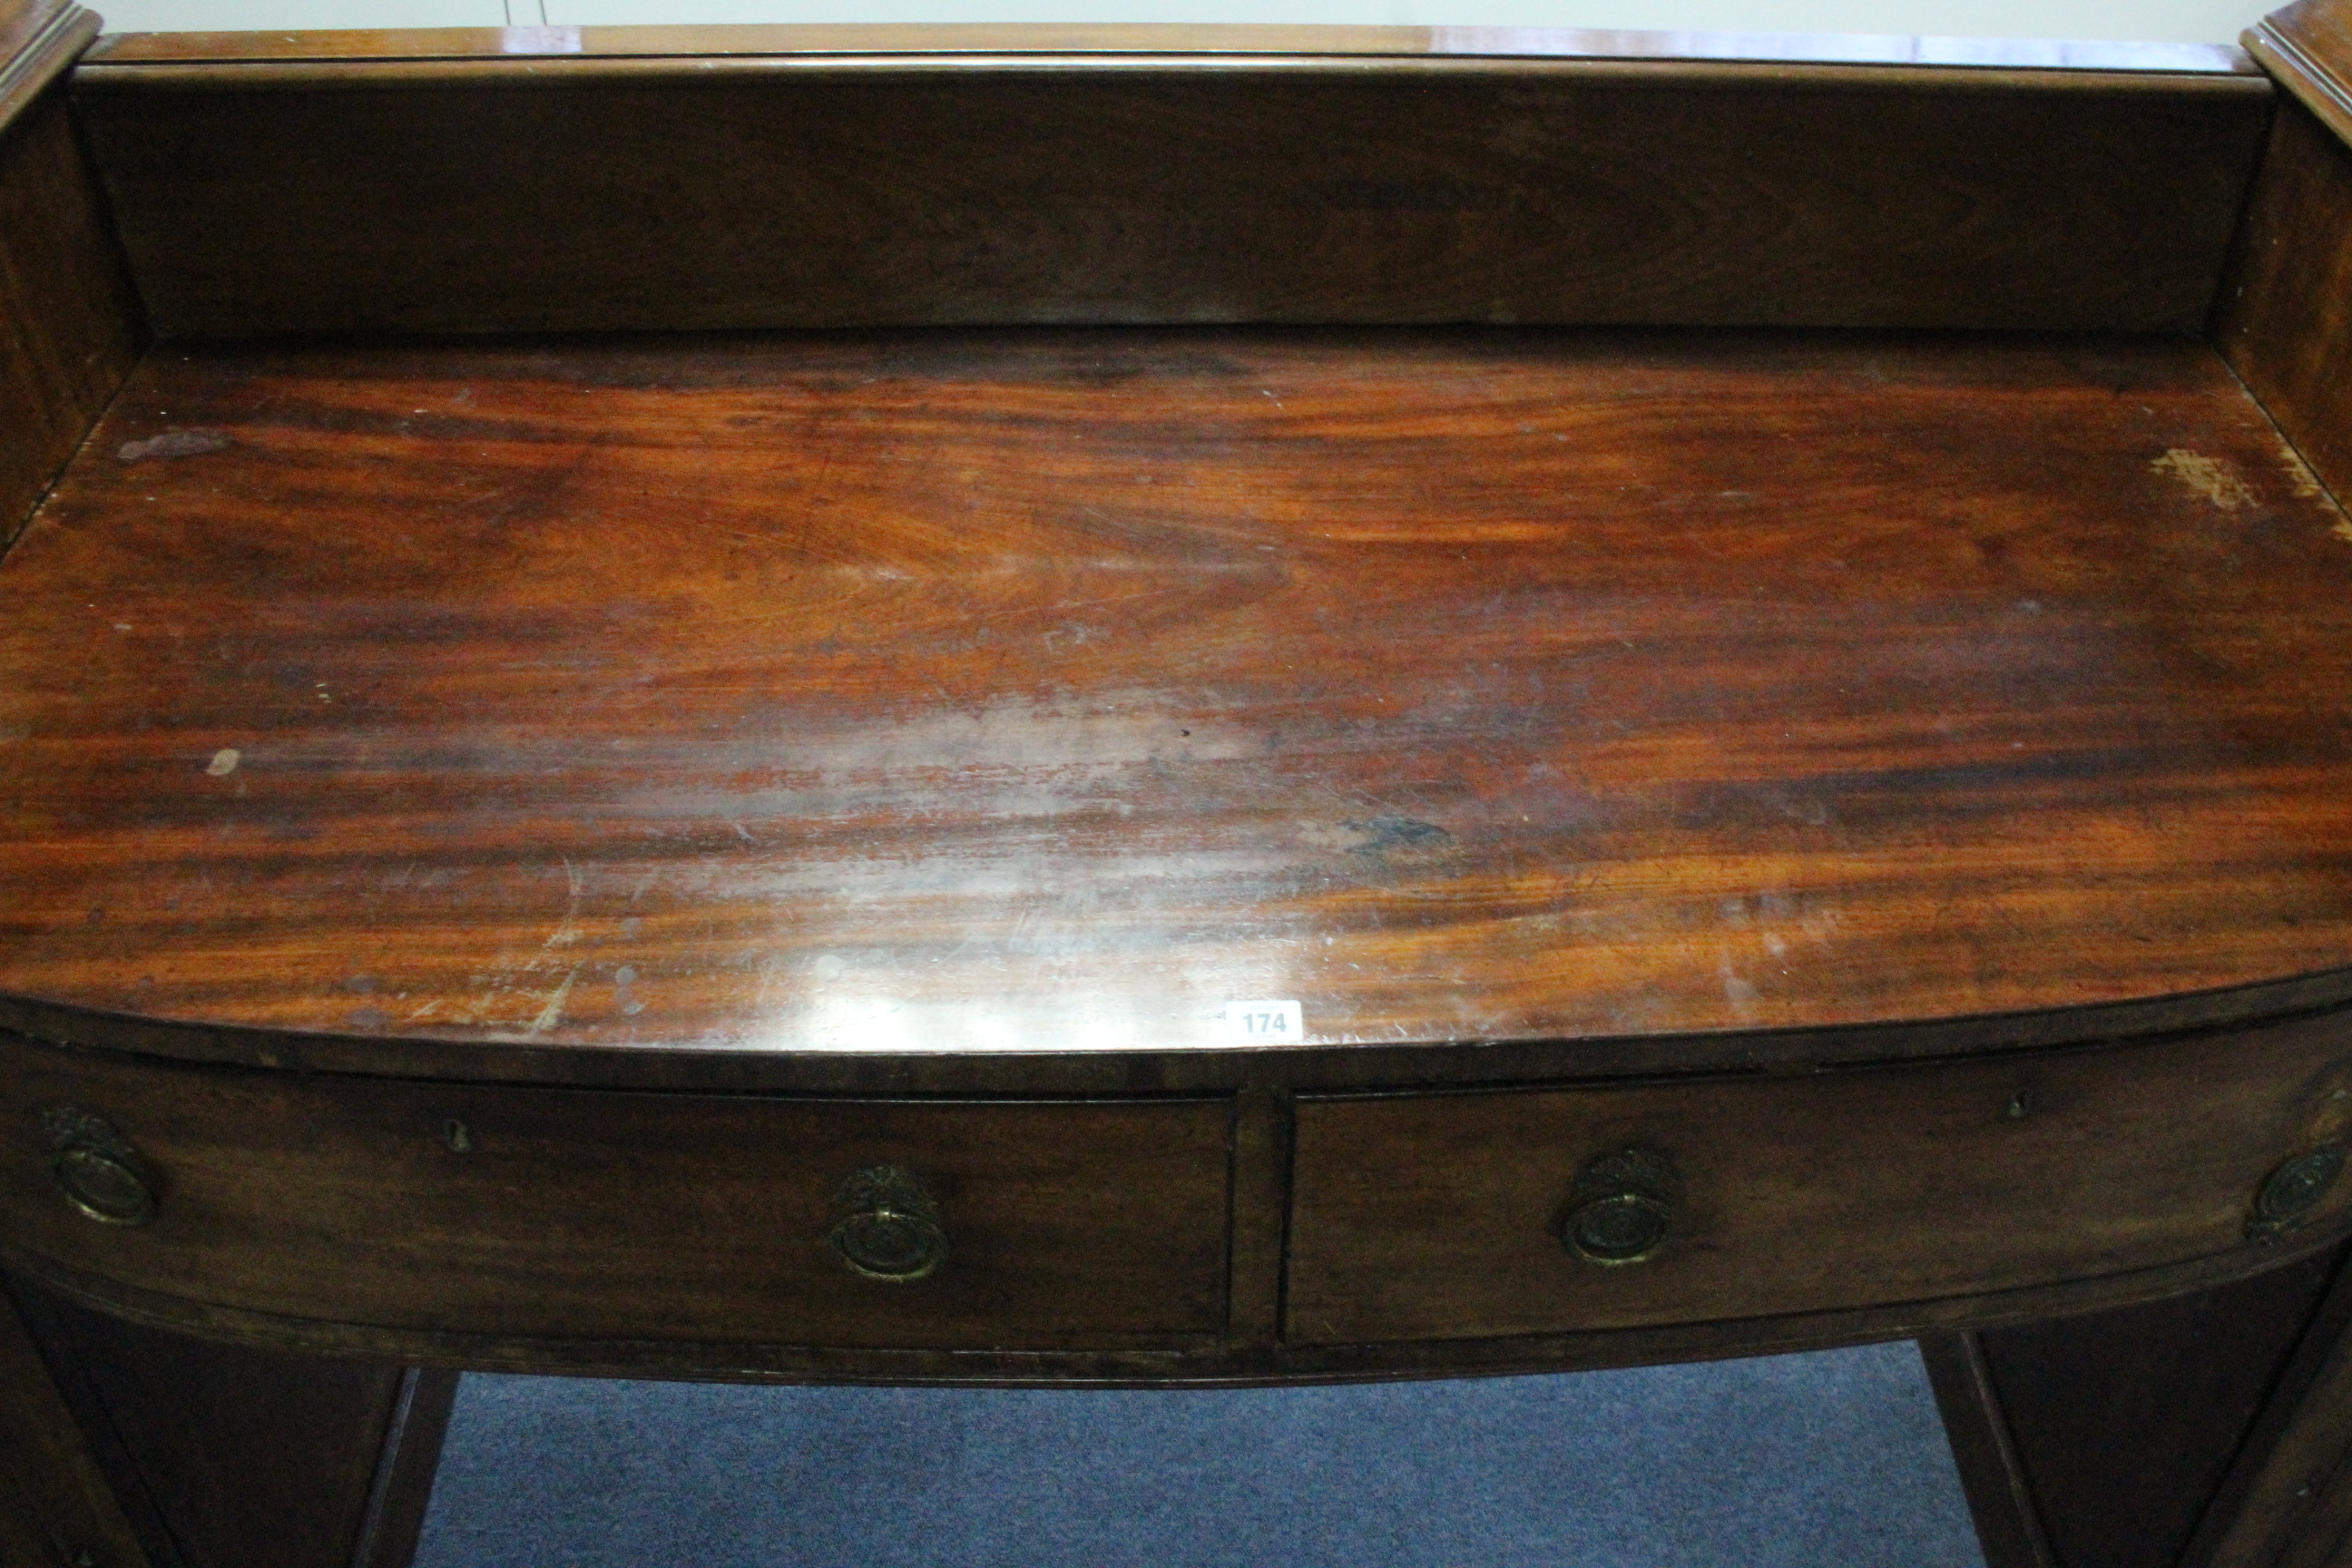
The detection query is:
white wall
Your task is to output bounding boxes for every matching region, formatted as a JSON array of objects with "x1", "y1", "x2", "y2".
[{"x1": 91, "y1": 0, "x2": 2261, "y2": 45}]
